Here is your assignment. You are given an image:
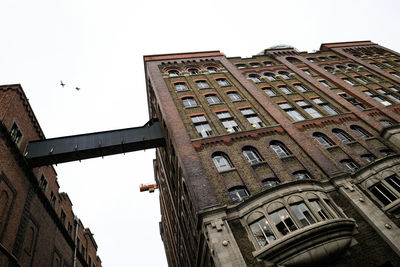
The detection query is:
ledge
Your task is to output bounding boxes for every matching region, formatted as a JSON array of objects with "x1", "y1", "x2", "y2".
[{"x1": 253, "y1": 218, "x2": 356, "y2": 266}]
